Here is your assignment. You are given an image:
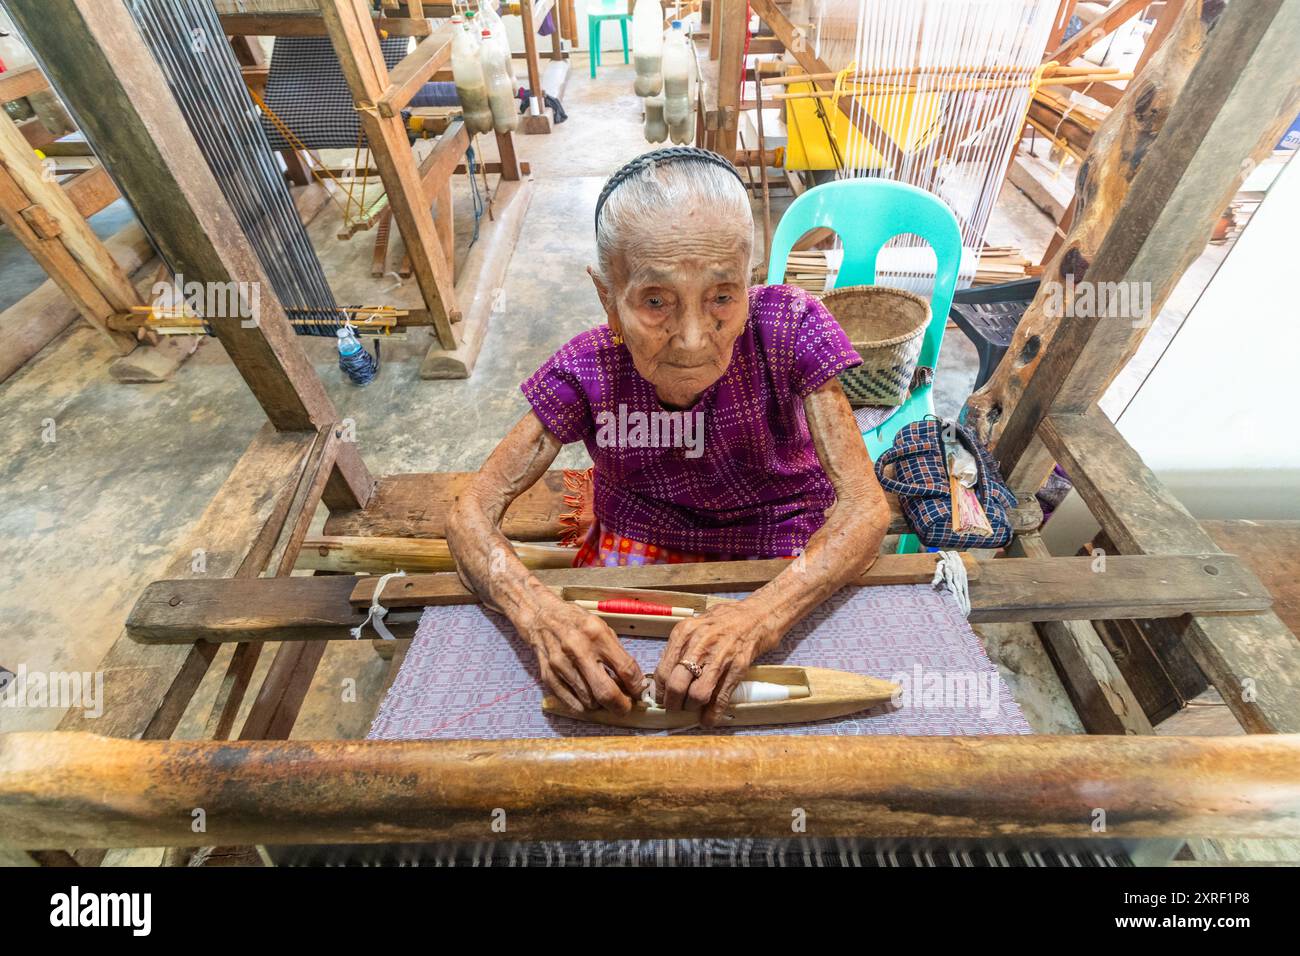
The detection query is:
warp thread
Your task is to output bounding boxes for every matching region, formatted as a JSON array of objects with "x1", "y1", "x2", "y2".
[
  {"x1": 352, "y1": 570, "x2": 407, "y2": 641},
  {"x1": 127, "y1": 1, "x2": 357, "y2": 342},
  {"x1": 931, "y1": 551, "x2": 971, "y2": 617}
]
